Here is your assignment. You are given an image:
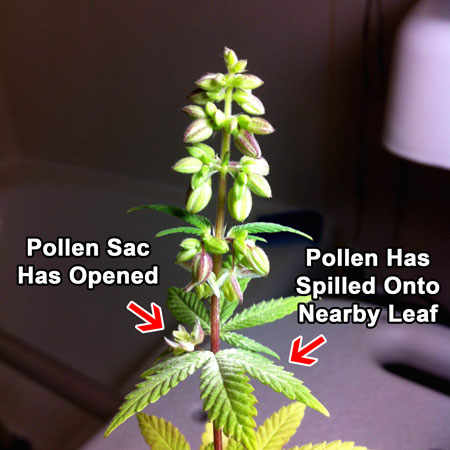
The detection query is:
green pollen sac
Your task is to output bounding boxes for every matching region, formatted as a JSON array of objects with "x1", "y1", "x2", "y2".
[
  {"x1": 186, "y1": 181, "x2": 212, "y2": 214},
  {"x1": 228, "y1": 186, "x2": 252, "y2": 222},
  {"x1": 246, "y1": 245, "x2": 270, "y2": 276}
]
